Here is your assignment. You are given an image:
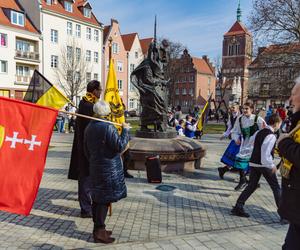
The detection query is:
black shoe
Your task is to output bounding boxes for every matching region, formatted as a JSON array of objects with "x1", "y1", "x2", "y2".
[
  {"x1": 218, "y1": 167, "x2": 226, "y2": 179},
  {"x1": 124, "y1": 171, "x2": 134, "y2": 178},
  {"x1": 80, "y1": 212, "x2": 92, "y2": 218},
  {"x1": 234, "y1": 179, "x2": 248, "y2": 191},
  {"x1": 231, "y1": 206, "x2": 250, "y2": 218}
]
